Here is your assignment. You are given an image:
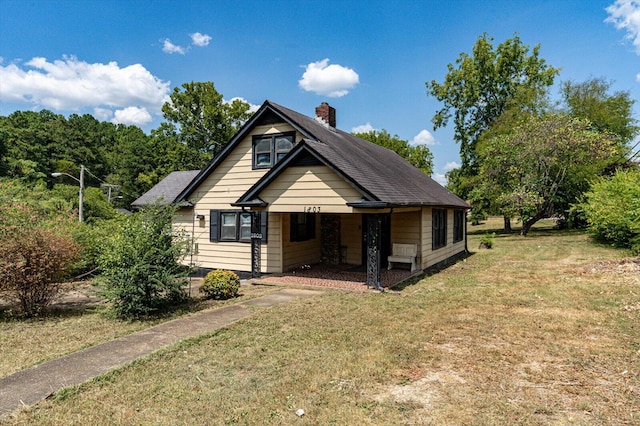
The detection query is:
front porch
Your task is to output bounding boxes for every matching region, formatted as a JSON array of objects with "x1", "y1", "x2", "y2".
[{"x1": 252, "y1": 263, "x2": 418, "y2": 291}]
